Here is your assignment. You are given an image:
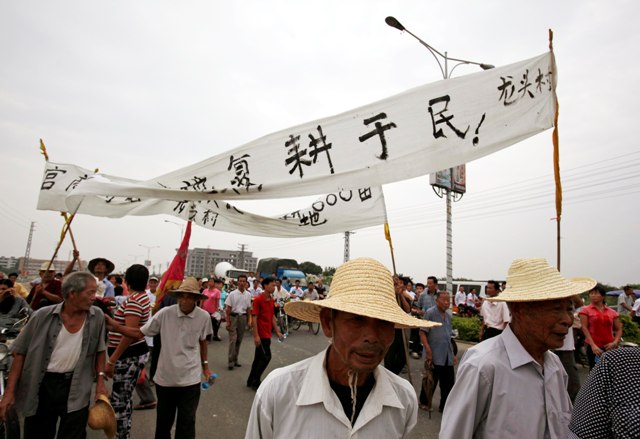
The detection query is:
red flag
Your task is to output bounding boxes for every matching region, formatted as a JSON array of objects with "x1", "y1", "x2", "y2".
[{"x1": 154, "y1": 221, "x2": 192, "y2": 312}]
